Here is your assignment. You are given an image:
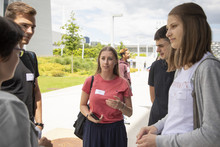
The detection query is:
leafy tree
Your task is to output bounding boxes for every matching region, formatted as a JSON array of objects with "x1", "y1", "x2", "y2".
[
  {"x1": 60, "y1": 11, "x2": 82, "y2": 54},
  {"x1": 58, "y1": 11, "x2": 83, "y2": 72},
  {"x1": 116, "y1": 41, "x2": 126, "y2": 53}
]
